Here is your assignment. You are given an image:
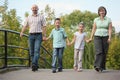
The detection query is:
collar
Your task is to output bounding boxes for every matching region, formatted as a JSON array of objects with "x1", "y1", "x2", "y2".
[
  {"x1": 32, "y1": 14, "x2": 39, "y2": 17},
  {"x1": 55, "y1": 27, "x2": 61, "y2": 31},
  {"x1": 98, "y1": 16, "x2": 107, "y2": 20}
]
